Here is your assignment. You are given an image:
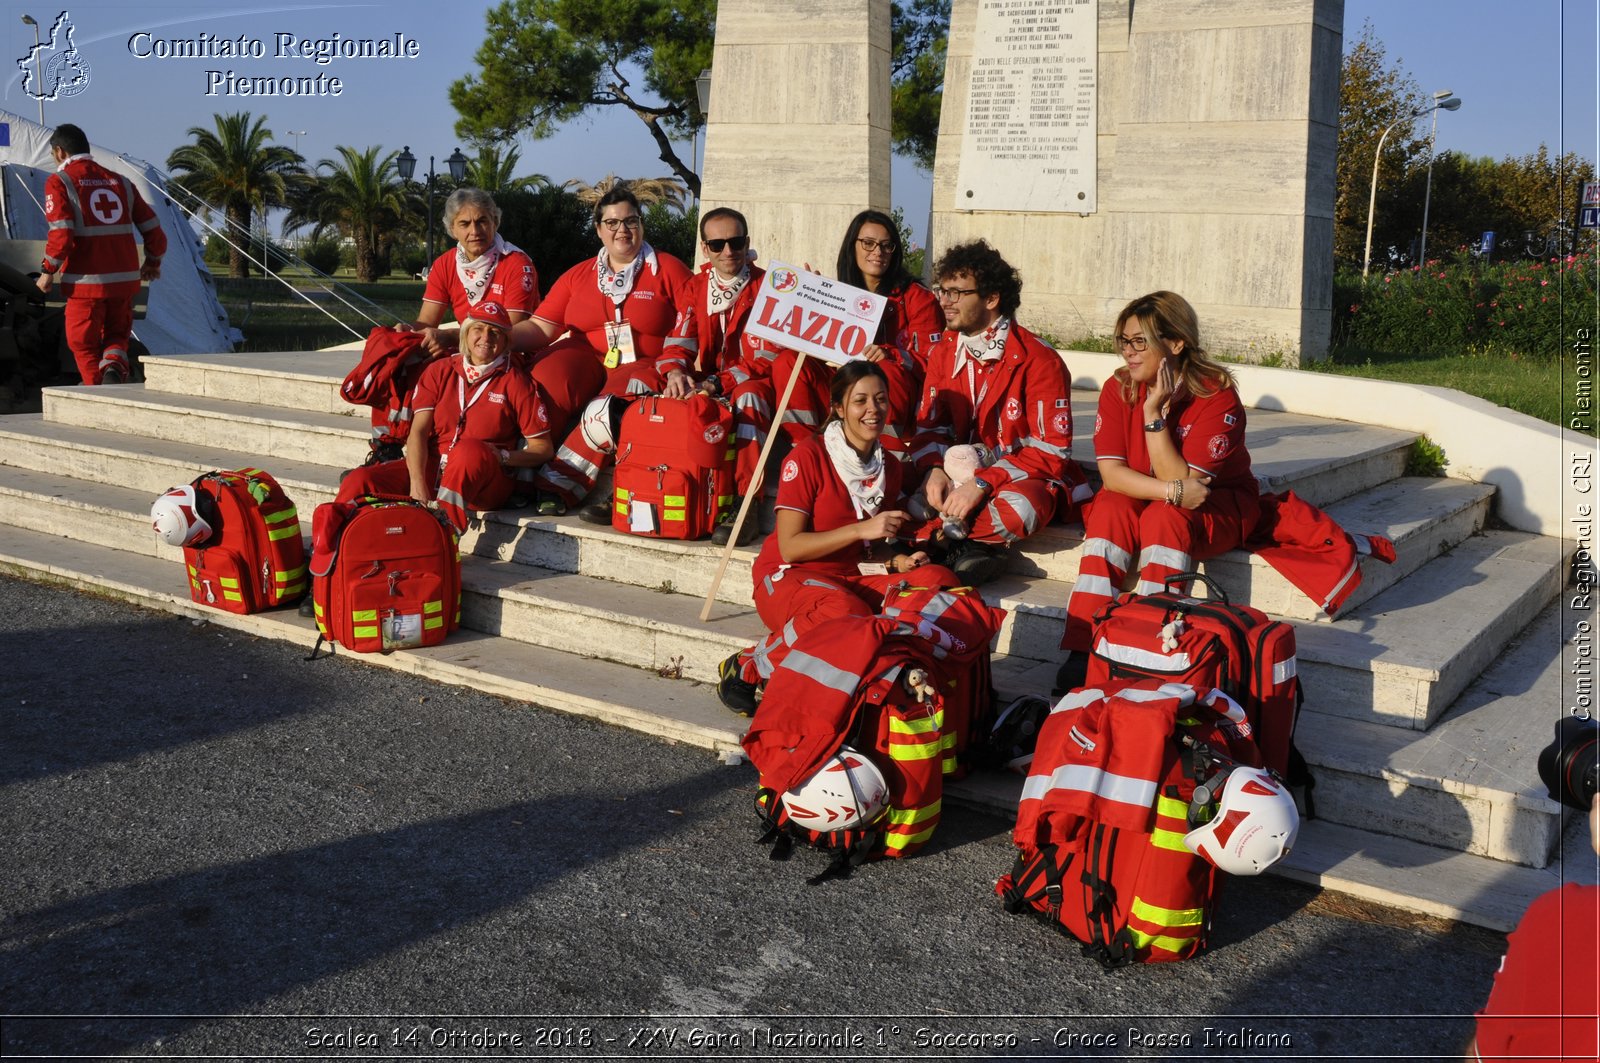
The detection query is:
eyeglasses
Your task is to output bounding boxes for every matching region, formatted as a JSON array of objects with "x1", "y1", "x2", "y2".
[
  {"x1": 704, "y1": 235, "x2": 749, "y2": 253},
  {"x1": 857, "y1": 237, "x2": 897, "y2": 253},
  {"x1": 933, "y1": 286, "x2": 979, "y2": 302},
  {"x1": 1116, "y1": 334, "x2": 1152, "y2": 352},
  {"x1": 600, "y1": 216, "x2": 643, "y2": 232}
]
